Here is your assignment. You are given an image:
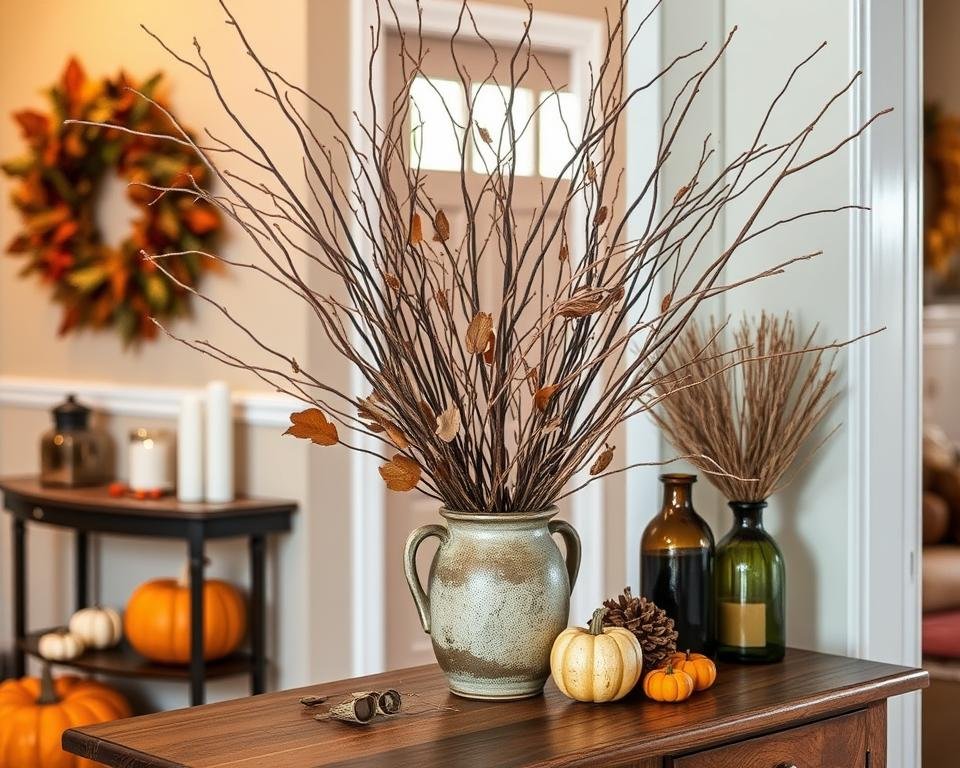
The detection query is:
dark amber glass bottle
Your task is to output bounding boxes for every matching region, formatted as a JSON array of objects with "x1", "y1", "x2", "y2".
[{"x1": 640, "y1": 474, "x2": 715, "y2": 655}]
